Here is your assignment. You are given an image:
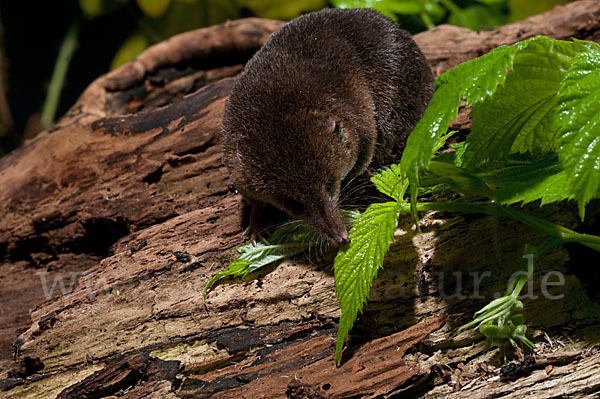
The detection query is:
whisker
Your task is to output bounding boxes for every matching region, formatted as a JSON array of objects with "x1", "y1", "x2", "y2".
[
  {"x1": 341, "y1": 179, "x2": 372, "y2": 195},
  {"x1": 341, "y1": 174, "x2": 361, "y2": 189},
  {"x1": 345, "y1": 194, "x2": 388, "y2": 204},
  {"x1": 308, "y1": 231, "x2": 327, "y2": 262},
  {"x1": 342, "y1": 178, "x2": 371, "y2": 190},
  {"x1": 339, "y1": 202, "x2": 383, "y2": 213},
  {"x1": 320, "y1": 238, "x2": 332, "y2": 258},
  {"x1": 307, "y1": 231, "x2": 317, "y2": 260},
  {"x1": 339, "y1": 183, "x2": 375, "y2": 204}
]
